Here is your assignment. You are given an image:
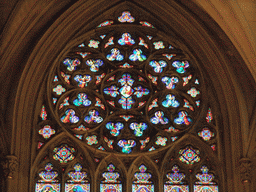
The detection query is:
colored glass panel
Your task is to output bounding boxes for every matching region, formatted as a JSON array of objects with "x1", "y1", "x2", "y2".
[
  {"x1": 39, "y1": 125, "x2": 55, "y2": 139},
  {"x1": 155, "y1": 136, "x2": 167, "y2": 146},
  {"x1": 86, "y1": 59, "x2": 103, "y2": 72},
  {"x1": 119, "y1": 63, "x2": 133, "y2": 68},
  {"x1": 196, "y1": 100, "x2": 201, "y2": 107},
  {"x1": 148, "y1": 146, "x2": 156, "y2": 151},
  {"x1": 38, "y1": 142, "x2": 44, "y2": 149},
  {"x1": 129, "y1": 49, "x2": 146, "y2": 61},
  {"x1": 98, "y1": 20, "x2": 114, "y2": 27},
  {"x1": 139, "y1": 37, "x2": 148, "y2": 48},
  {"x1": 53, "y1": 98, "x2": 57, "y2": 104},
  {"x1": 104, "y1": 85, "x2": 119, "y2": 97},
  {"x1": 206, "y1": 108, "x2": 213, "y2": 123},
  {"x1": 183, "y1": 75, "x2": 192, "y2": 86},
  {"x1": 61, "y1": 72, "x2": 70, "y2": 84},
  {"x1": 198, "y1": 128, "x2": 214, "y2": 141},
  {"x1": 36, "y1": 184, "x2": 60, "y2": 192},
  {"x1": 76, "y1": 52, "x2": 91, "y2": 58},
  {"x1": 74, "y1": 125, "x2": 89, "y2": 131},
  {"x1": 130, "y1": 122, "x2": 147, "y2": 137},
  {"x1": 100, "y1": 184, "x2": 122, "y2": 192},
  {"x1": 163, "y1": 54, "x2": 176, "y2": 60},
  {"x1": 63, "y1": 58, "x2": 81, "y2": 71},
  {"x1": 65, "y1": 184, "x2": 90, "y2": 192},
  {"x1": 139, "y1": 21, "x2": 154, "y2": 28},
  {"x1": 118, "y1": 11, "x2": 135, "y2": 23},
  {"x1": 187, "y1": 87, "x2": 200, "y2": 98},
  {"x1": 172, "y1": 61, "x2": 189, "y2": 74},
  {"x1": 73, "y1": 93, "x2": 91, "y2": 107},
  {"x1": 179, "y1": 146, "x2": 200, "y2": 165},
  {"x1": 151, "y1": 111, "x2": 169, "y2": 124},
  {"x1": 88, "y1": 40, "x2": 100, "y2": 48},
  {"x1": 162, "y1": 76, "x2": 179, "y2": 89},
  {"x1": 53, "y1": 144, "x2": 75, "y2": 163},
  {"x1": 100, "y1": 35, "x2": 106, "y2": 39},
  {"x1": 162, "y1": 94, "x2": 180, "y2": 108},
  {"x1": 104, "y1": 137, "x2": 114, "y2": 149},
  {"x1": 164, "y1": 185, "x2": 189, "y2": 192},
  {"x1": 59, "y1": 97, "x2": 69, "y2": 109},
  {"x1": 74, "y1": 75, "x2": 91, "y2": 87},
  {"x1": 53, "y1": 85, "x2": 66, "y2": 95},
  {"x1": 140, "y1": 137, "x2": 150, "y2": 149},
  {"x1": 107, "y1": 48, "x2": 124, "y2": 61},
  {"x1": 164, "y1": 126, "x2": 179, "y2": 133},
  {"x1": 149, "y1": 60, "x2": 167, "y2": 73},
  {"x1": 75, "y1": 135, "x2": 83, "y2": 140},
  {"x1": 194, "y1": 185, "x2": 218, "y2": 192},
  {"x1": 84, "y1": 110, "x2": 103, "y2": 124},
  {"x1": 86, "y1": 135, "x2": 98, "y2": 145},
  {"x1": 40, "y1": 105, "x2": 47, "y2": 120},
  {"x1": 38, "y1": 163, "x2": 58, "y2": 182},
  {"x1": 183, "y1": 99, "x2": 194, "y2": 111},
  {"x1": 119, "y1": 115, "x2": 134, "y2": 121},
  {"x1": 95, "y1": 97, "x2": 105, "y2": 110},
  {"x1": 105, "y1": 37, "x2": 114, "y2": 48},
  {"x1": 54, "y1": 75, "x2": 59, "y2": 82},
  {"x1": 153, "y1": 41, "x2": 165, "y2": 49},
  {"x1": 148, "y1": 98, "x2": 158, "y2": 111},
  {"x1": 174, "y1": 111, "x2": 192, "y2": 126},
  {"x1": 118, "y1": 33, "x2": 135, "y2": 45},
  {"x1": 147, "y1": 36, "x2": 153, "y2": 40},
  {"x1": 132, "y1": 184, "x2": 154, "y2": 192},
  {"x1": 106, "y1": 122, "x2": 124, "y2": 136},
  {"x1": 61, "y1": 109, "x2": 79, "y2": 123},
  {"x1": 118, "y1": 140, "x2": 136, "y2": 153},
  {"x1": 166, "y1": 165, "x2": 185, "y2": 184},
  {"x1": 96, "y1": 73, "x2": 106, "y2": 84}
]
